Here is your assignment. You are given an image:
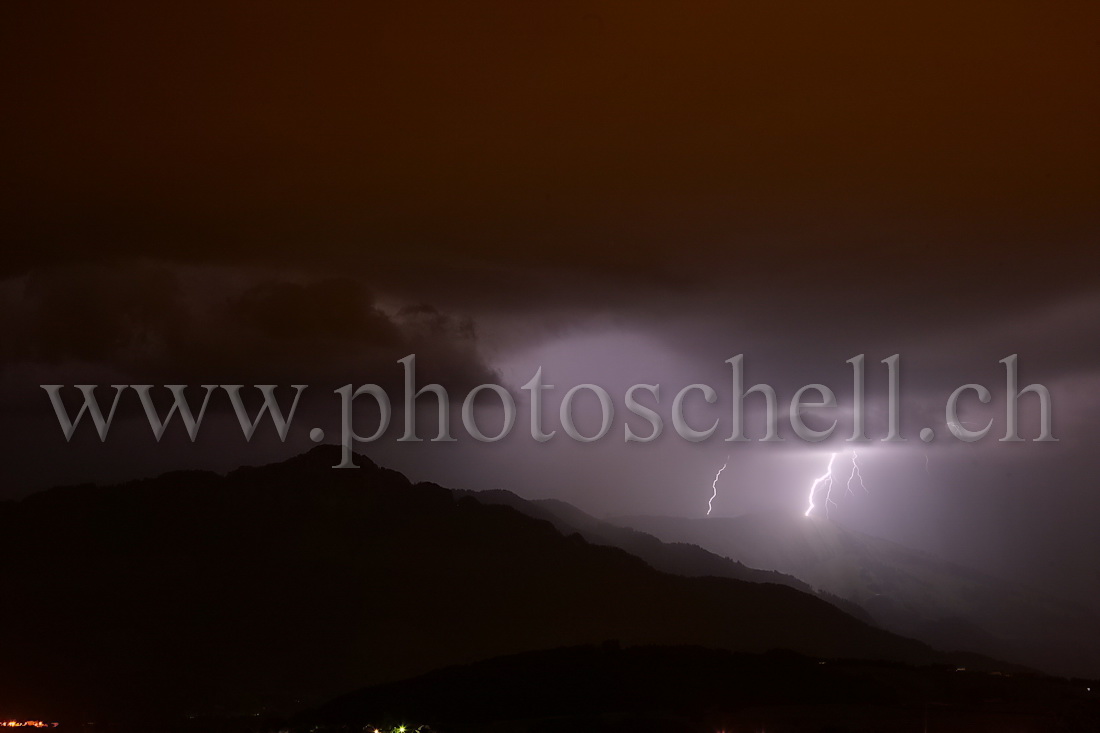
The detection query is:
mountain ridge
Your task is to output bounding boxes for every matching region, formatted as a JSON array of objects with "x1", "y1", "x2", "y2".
[
  {"x1": 0, "y1": 446, "x2": 1011, "y2": 726},
  {"x1": 615, "y1": 509, "x2": 1100, "y2": 679}
]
